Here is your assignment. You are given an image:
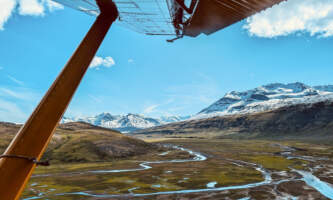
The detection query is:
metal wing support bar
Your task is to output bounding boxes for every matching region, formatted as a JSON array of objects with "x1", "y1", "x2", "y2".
[{"x1": 174, "y1": 0, "x2": 197, "y2": 14}]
